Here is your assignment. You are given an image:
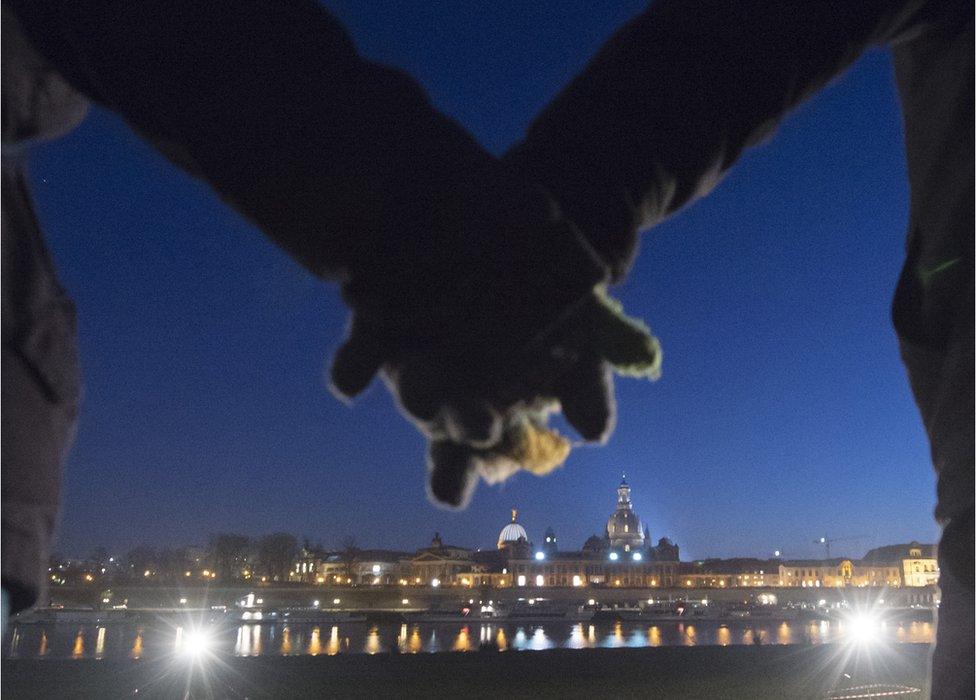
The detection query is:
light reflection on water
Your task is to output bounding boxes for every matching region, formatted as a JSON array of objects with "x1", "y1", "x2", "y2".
[
  {"x1": 3, "y1": 619, "x2": 934, "y2": 660},
  {"x1": 452, "y1": 625, "x2": 470, "y2": 652},
  {"x1": 71, "y1": 629, "x2": 84, "y2": 659},
  {"x1": 306, "y1": 626, "x2": 321, "y2": 656},
  {"x1": 327, "y1": 626, "x2": 341, "y2": 656},
  {"x1": 130, "y1": 628, "x2": 143, "y2": 659},
  {"x1": 94, "y1": 628, "x2": 106, "y2": 659},
  {"x1": 366, "y1": 626, "x2": 382, "y2": 655}
]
